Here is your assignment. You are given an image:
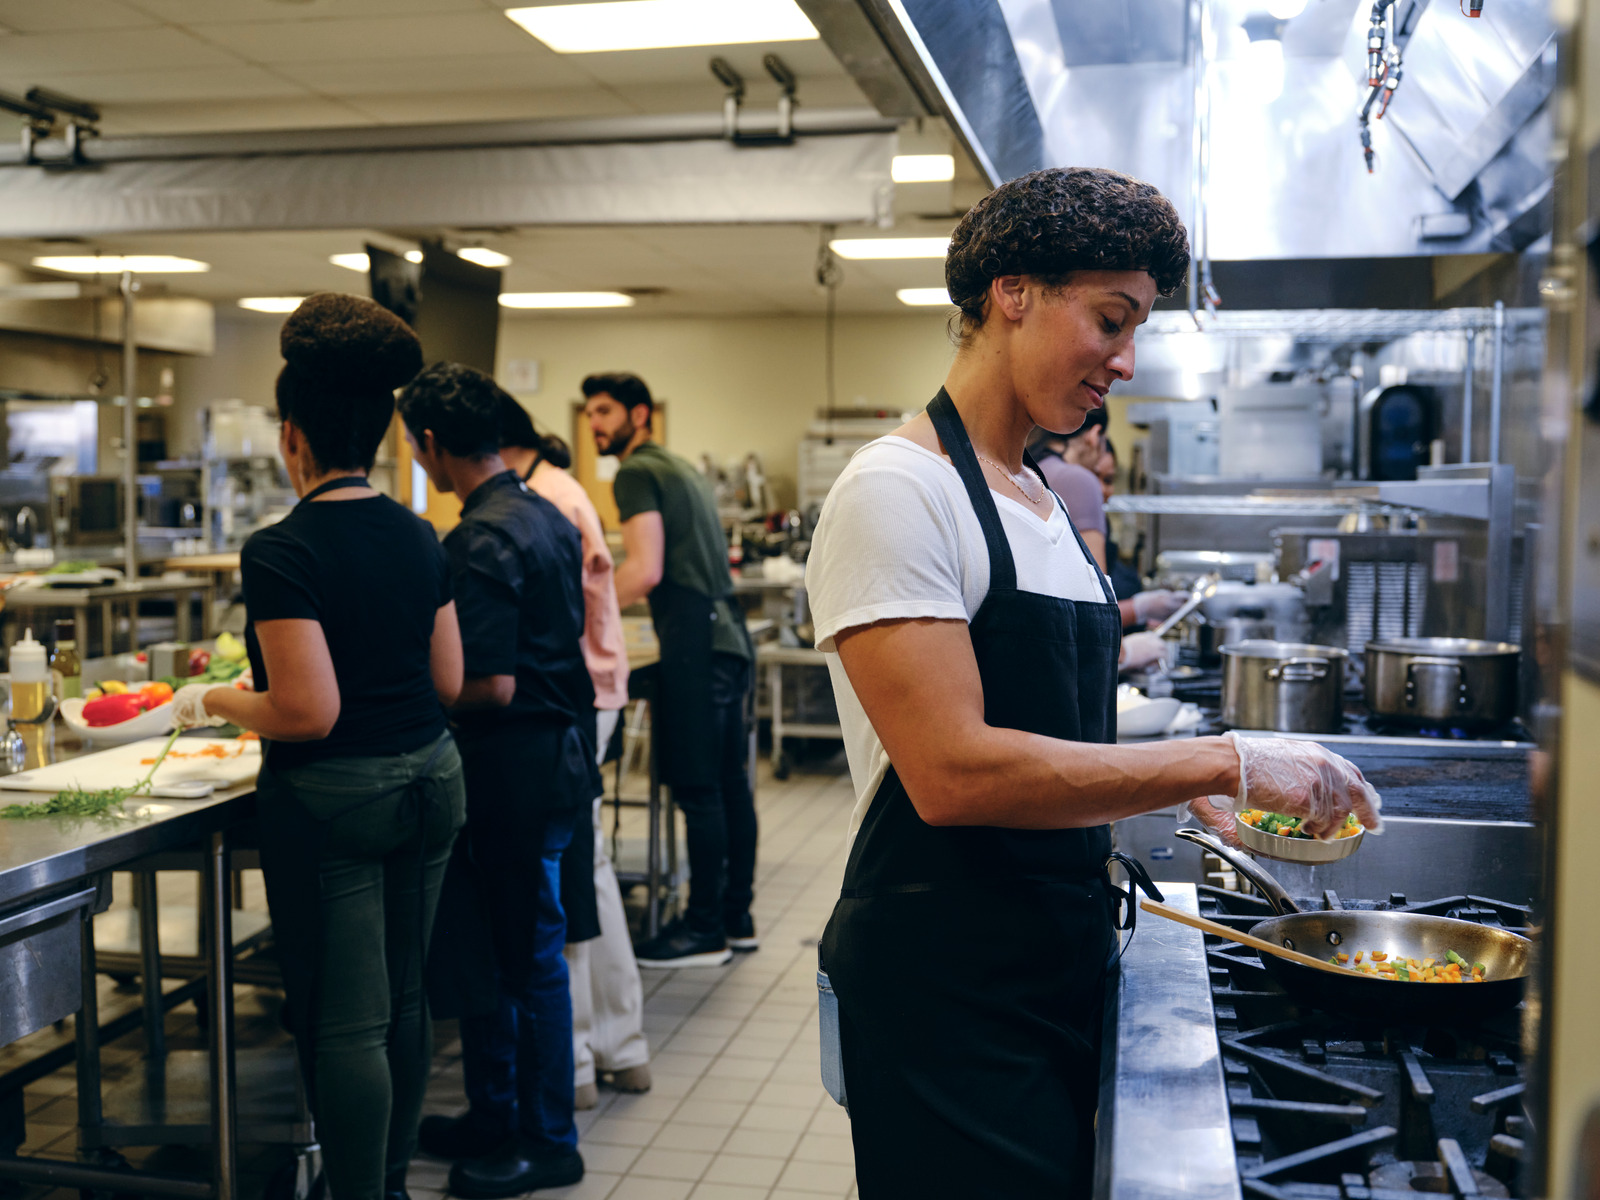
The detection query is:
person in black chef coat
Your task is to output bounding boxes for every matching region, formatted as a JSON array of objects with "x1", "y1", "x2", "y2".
[
  {"x1": 396, "y1": 363, "x2": 599, "y2": 1198},
  {"x1": 805, "y1": 168, "x2": 1384, "y2": 1198}
]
